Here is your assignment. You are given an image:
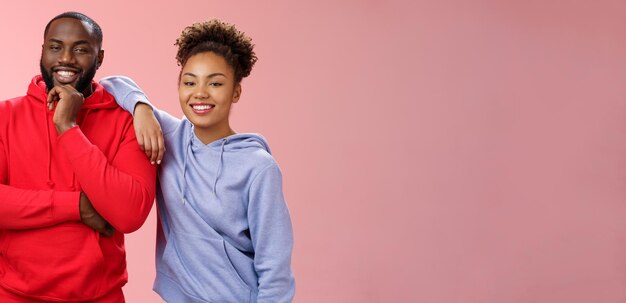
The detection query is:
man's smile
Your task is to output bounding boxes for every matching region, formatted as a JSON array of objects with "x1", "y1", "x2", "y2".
[{"x1": 52, "y1": 67, "x2": 80, "y2": 84}]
